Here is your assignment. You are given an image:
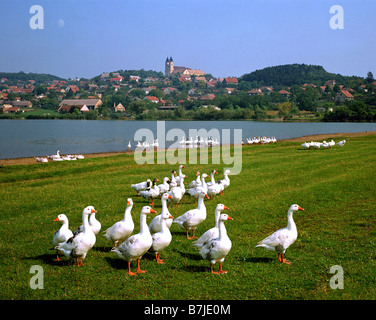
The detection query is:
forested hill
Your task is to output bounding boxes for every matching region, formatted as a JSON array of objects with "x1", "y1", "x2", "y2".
[
  {"x1": 240, "y1": 64, "x2": 361, "y2": 87},
  {"x1": 0, "y1": 71, "x2": 65, "y2": 83}
]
